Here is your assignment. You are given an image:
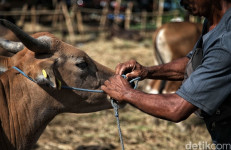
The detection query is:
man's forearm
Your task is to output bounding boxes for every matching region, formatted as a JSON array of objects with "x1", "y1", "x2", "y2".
[
  {"x1": 145, "y1": 57, "x2": 189, "y2": 81},
  {"x1": 123, "y1": 88, "x2": 197, "y2": 122}
]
